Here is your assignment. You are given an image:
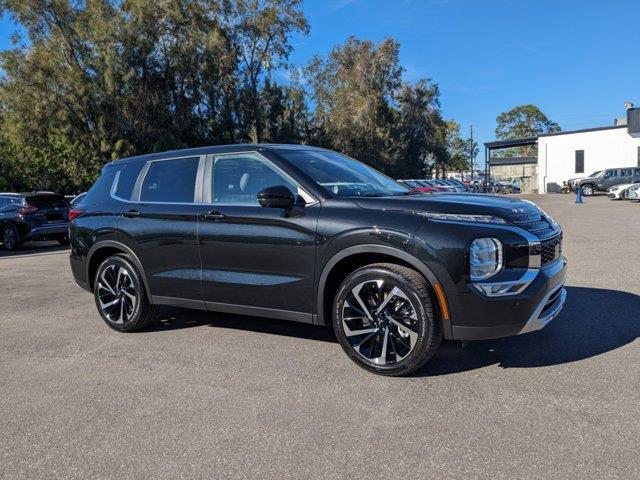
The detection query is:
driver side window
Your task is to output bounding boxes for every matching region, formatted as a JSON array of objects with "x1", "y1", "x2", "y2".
[{"x1": 211, "y1": 153, "x2": 297, "y2": 205}]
